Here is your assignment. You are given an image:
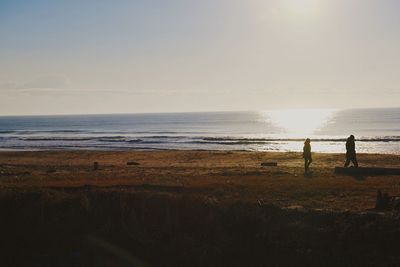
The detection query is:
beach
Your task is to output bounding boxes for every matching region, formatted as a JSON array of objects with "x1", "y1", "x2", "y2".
[
  {"x1": 1, "y1": 150, "x2": 400, "y2": 211},
  {"x1": 1, "y1": 150, "x2": 400, "y2": 266}
]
